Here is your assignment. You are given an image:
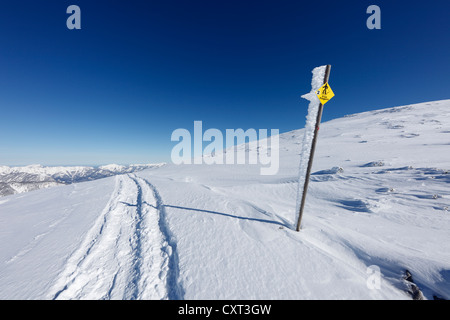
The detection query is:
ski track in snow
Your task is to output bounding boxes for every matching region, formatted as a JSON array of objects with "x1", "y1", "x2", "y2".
[{"x1": 47, "y1": 174, "x2": 183, "y2": 300}]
